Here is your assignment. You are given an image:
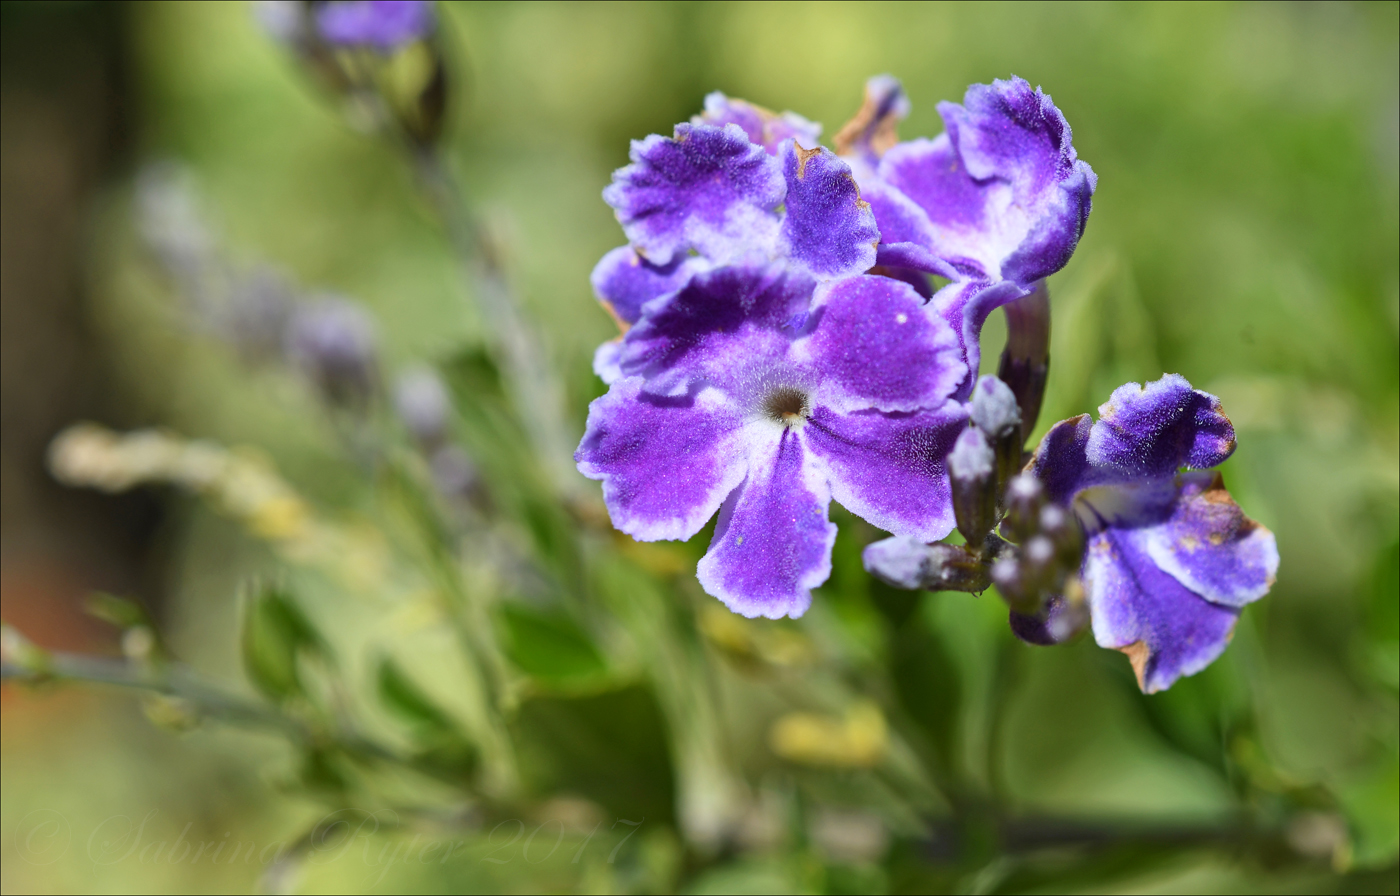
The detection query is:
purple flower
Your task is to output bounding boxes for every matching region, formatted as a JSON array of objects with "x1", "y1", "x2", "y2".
[
  {"x1": 579, "y1": 106, "x2": 972, "y2": 616},
  {"x1": 315, "y1": 0, "x2": 434, "y2": 52},
  {"x1": 1024, "y1": 375, "x2": 1278, "y2": 692},
  {"x1": 848, "y1": 76, "x2": 1097, "y2": 397},
  {"x1": 589, "y1": 113, "x2": 878, "y2": 357}
]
